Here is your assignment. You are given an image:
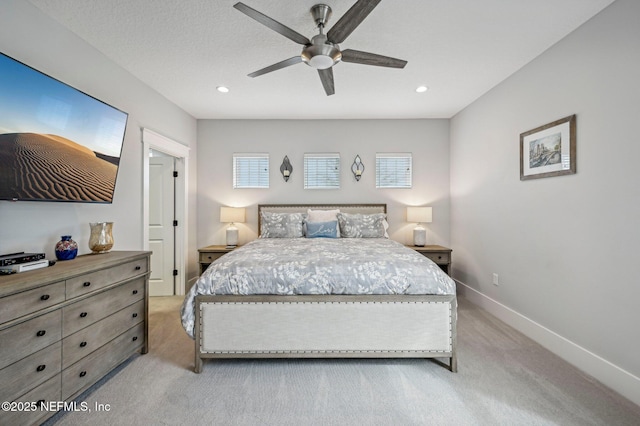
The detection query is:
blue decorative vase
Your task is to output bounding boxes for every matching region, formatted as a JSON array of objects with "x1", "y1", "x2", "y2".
[{"x1": 55, "y1": 235, "x2": 78, "y2": 260}]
